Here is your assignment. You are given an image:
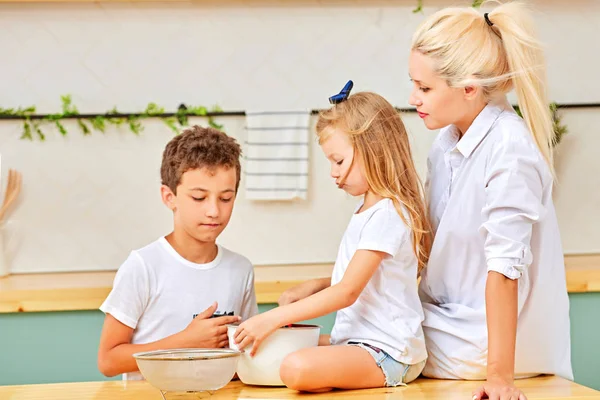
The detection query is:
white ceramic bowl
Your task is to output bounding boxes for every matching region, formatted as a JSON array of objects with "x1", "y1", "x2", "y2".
[
  {"x1": 133, "y1": 348, "x2": 240, "y2": 393},
  {"x1": 228, "y1": 324, "x2": 320, "y2": 386}
]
